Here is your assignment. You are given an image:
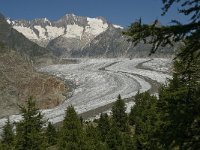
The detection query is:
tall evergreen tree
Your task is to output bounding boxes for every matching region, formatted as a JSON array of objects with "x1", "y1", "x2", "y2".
[
  {"x1": 58, "y1": 106, "x2": 85, "y2": 150},
  {"x1": 98, "y1": 113, "x2": 111, "y2": 141},
  {"x1": 123, "y1": 0, "x2": 200, "y2": 57},
  {"x1": 15, "y1": 97, "x2": 46, "y2": 150},
  {"x1": 129, "y1": 92, "x2": 161, "y2": 150},
  {"x1": 84, "y1": 124, "x2": 107, "y2": 150},
  {"x1": 123, "y1": 0, "x2": 200, "y2": 149},
  {"x1": 105, "y1": 125, "x2": 123, "y2": 150},
  {"x1": 1, "y1": 118, "x2": 14, "y2": 150},
  {"x1": 112, "y1": 95, "x2": 128, "y2": 132},
  {"x1": 122, "y1": 133, "x2": 136, "y2": 150},
  {"x1": 45, "y1": 122, "x2": 57, "y2": 146},
  {"x1": 157, "y1": 49, "x2": 200, "y2": 149}
]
